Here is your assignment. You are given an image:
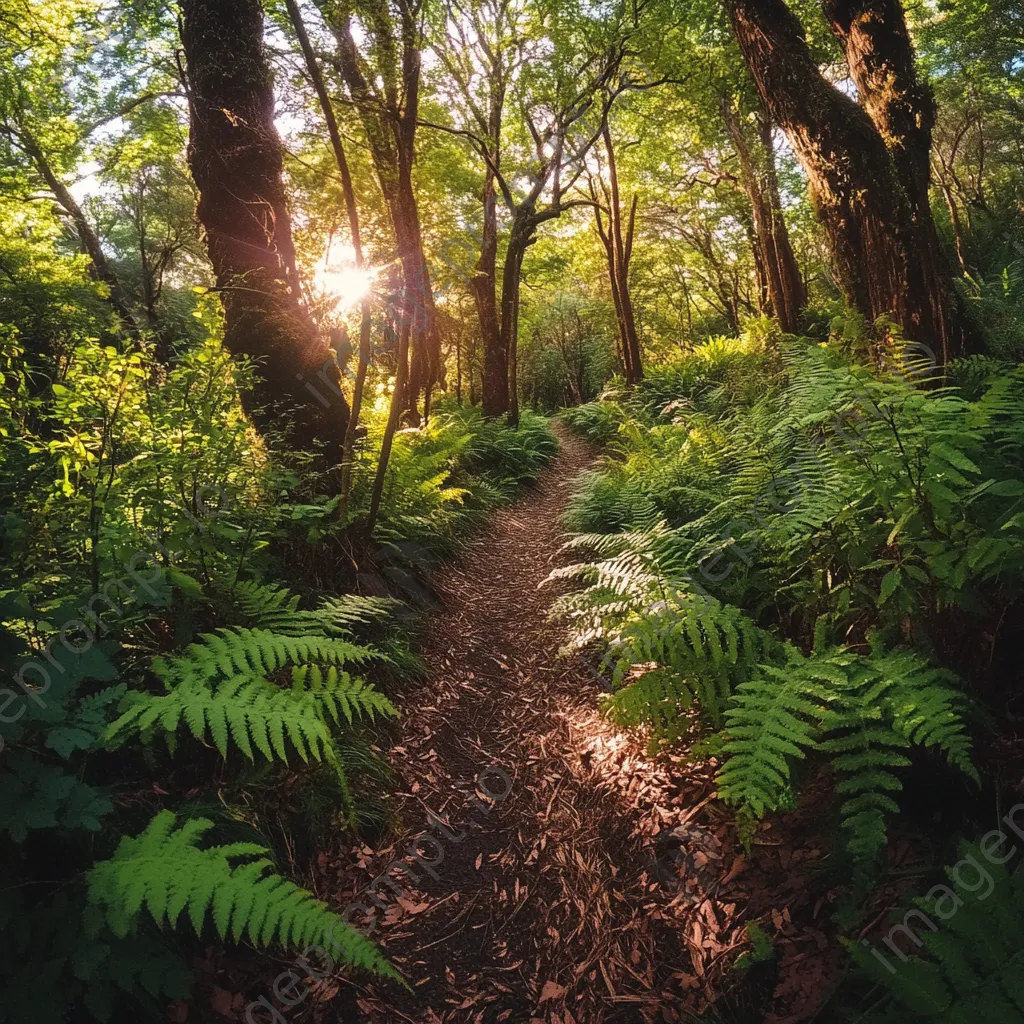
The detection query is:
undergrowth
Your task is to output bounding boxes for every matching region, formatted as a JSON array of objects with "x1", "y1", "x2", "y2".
[
  {"x1": 0, "y1": 328, "x2": 556, "y2": 1020},
  {"x1": 557, "y1": 324, "x2": 1024, "y2": 884}
]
